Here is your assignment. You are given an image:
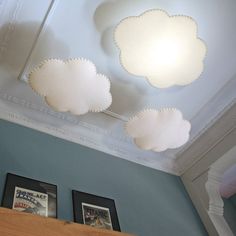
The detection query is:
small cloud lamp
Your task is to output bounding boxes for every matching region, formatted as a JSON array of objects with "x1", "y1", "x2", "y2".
[
  {"x1": 126, "y1": 108, "x2": 191, "y2": 152},
  {"x1": 29, "y1": 59, "x2": 112, "y2": 115}
]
